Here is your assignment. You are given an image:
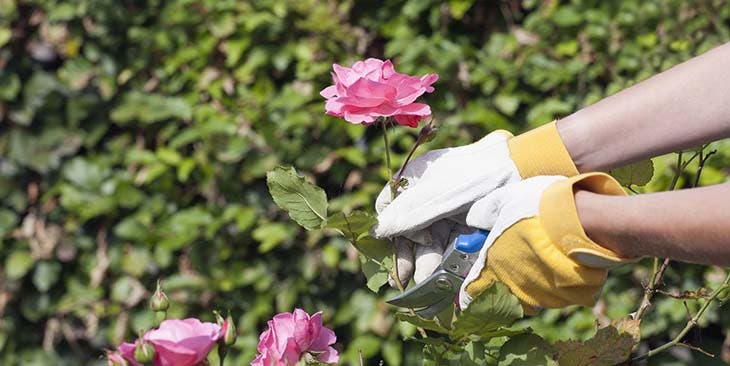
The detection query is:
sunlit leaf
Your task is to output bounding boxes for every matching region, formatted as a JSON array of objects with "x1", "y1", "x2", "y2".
[{"x1": 267, "y1": 166, "x2": 328, "y2": 230}]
